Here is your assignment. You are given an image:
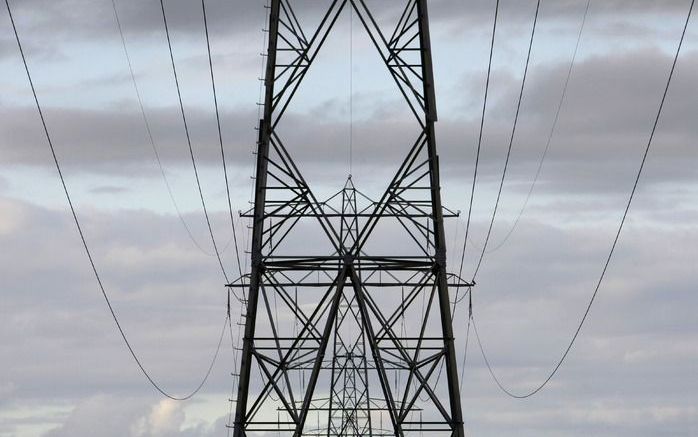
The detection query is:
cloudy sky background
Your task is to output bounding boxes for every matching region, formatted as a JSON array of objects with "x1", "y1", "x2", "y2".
[{"x1": 1, "y1": 0, "x2": 697, "y2": 436}]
